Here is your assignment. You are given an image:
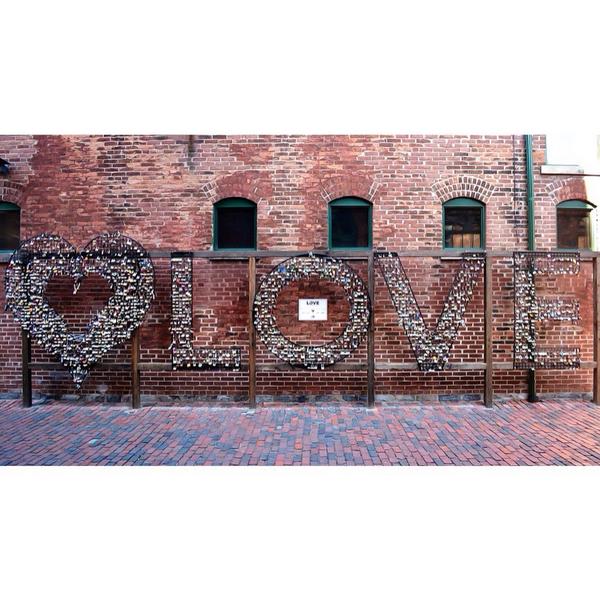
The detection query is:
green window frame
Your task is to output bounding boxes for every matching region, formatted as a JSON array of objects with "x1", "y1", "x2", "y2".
[
  {"x1": 442, "y1": 197, "x2": 485, "y2": 249},
  {"x1": 212, "y1": 197, "x2": 257, "y2": 250},
  {"x1": 328, "y1": 197, "x2": 372, "y2": 250},
  {"x1": 0, "y1": 201, "x2": 20, "y2": 253},
  {"x1": 556, "y1": 199, "x2": 595, "y2": 250}
]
